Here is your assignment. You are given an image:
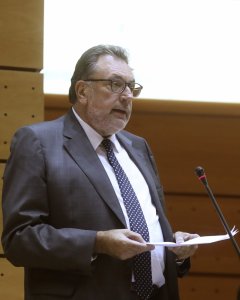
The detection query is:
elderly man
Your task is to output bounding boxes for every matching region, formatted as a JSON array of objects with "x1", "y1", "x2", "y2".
[{"x1": 2, "y1": 45, "x2": 198, "y2": 300}]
